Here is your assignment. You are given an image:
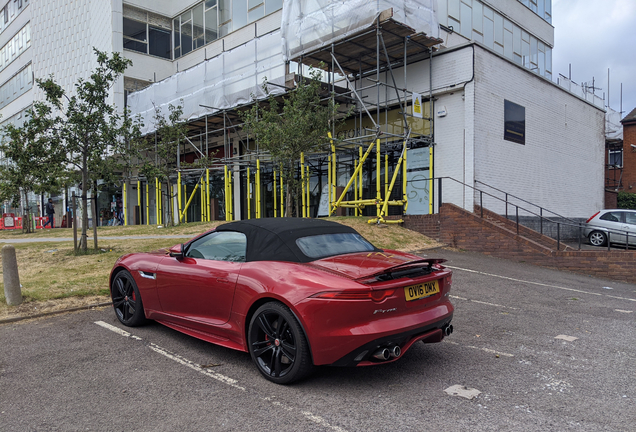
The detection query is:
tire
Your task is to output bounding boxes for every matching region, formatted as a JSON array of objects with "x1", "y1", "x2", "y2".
[
  {"x1": 111, "y1": 270, "x2": 147, "y2": 327},
  {"x1": 248, "y1": 302, "x2": 313, "y2": 384},
  {"x1": 588, "y1": 231, "x2": 607, "y2": 247}
]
